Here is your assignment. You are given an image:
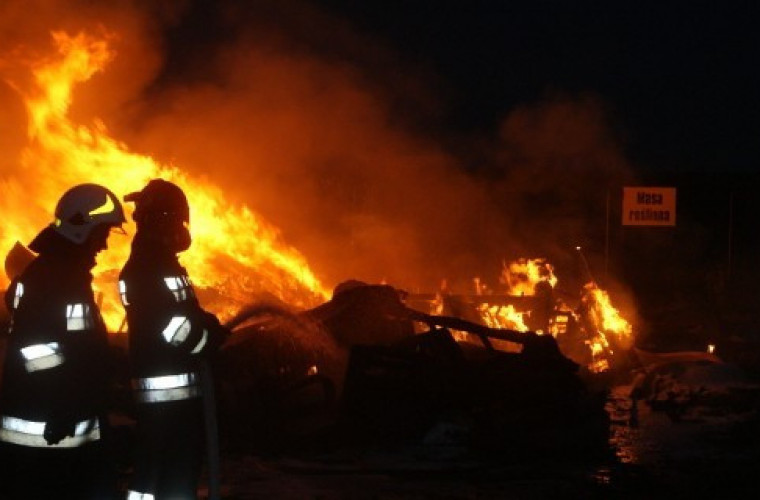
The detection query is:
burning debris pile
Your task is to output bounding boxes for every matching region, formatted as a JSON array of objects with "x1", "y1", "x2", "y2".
[
  {"x1": 410, "y1": 258, "x2": 635, "y2": 375},
  {"x1": 214, "y1": 281, "x2": 611, "y2": 457}
]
